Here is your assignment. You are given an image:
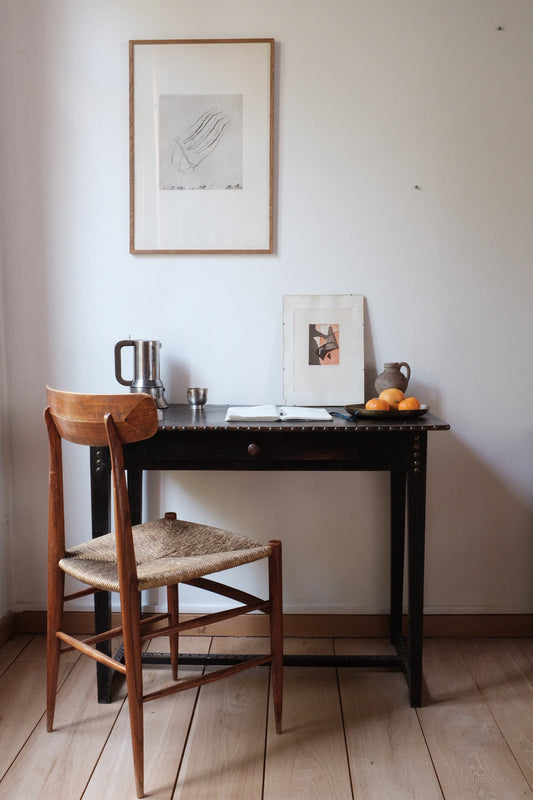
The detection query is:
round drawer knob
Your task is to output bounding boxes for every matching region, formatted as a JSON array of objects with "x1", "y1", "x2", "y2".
[{"x1": 248, "y1": 443, "x2": 260, "y2": 456}]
